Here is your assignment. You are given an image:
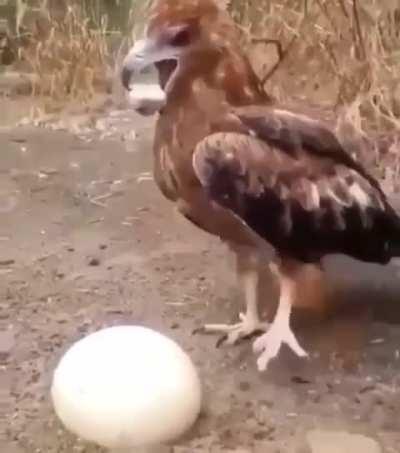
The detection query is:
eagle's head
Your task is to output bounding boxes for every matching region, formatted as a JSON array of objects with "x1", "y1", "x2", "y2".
[{"x1": 121, "y1": 0, "x2": 246, "y2": 115}]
